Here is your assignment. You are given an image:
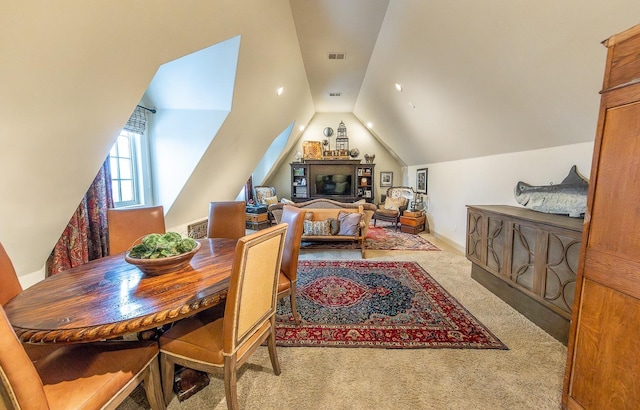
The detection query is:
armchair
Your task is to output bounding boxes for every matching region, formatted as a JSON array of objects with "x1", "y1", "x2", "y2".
[
  {"x1": 253, "y1": 186, "x2": 278, "y2": 224},
  {"x1": 372, "y1": 186, "x2": 415, "y2": 231},
  {"x1": 253, "y1": 186, "x2": 277, "y2": 205}
]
